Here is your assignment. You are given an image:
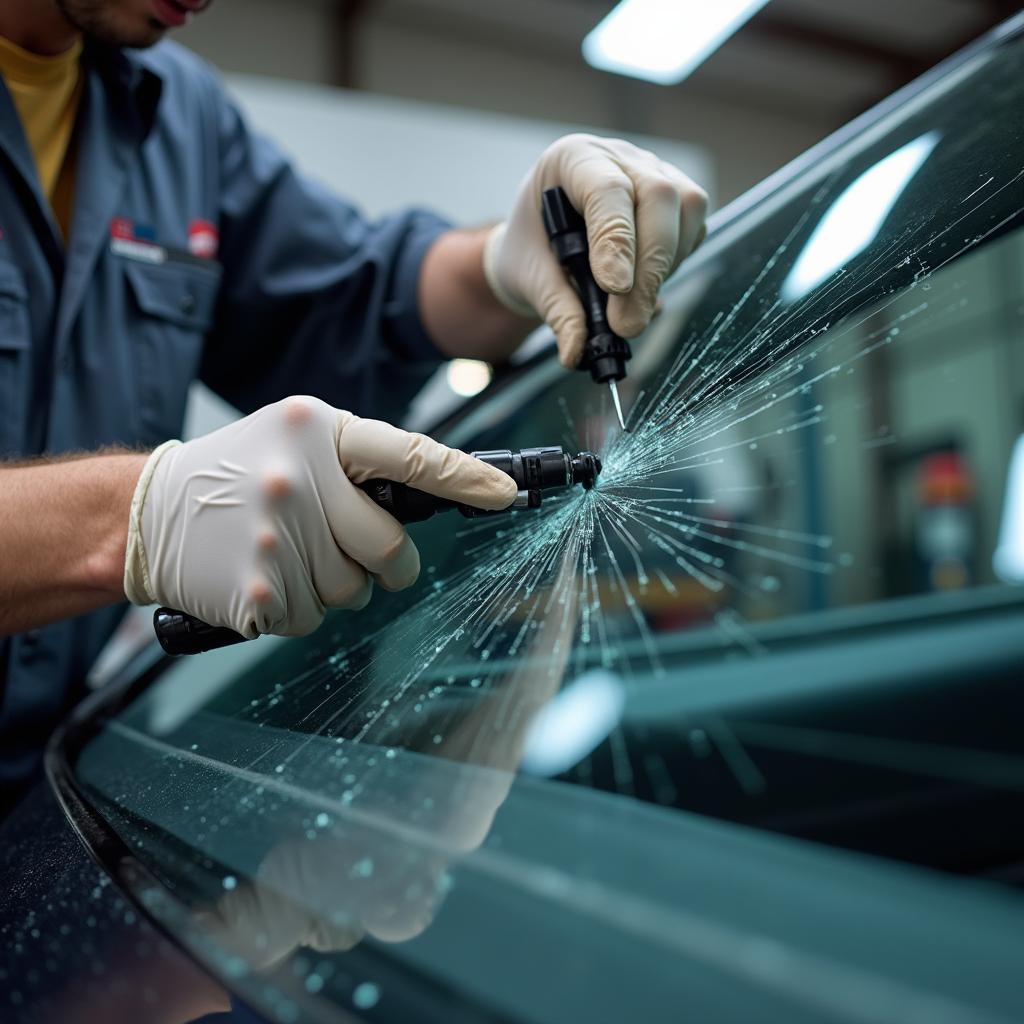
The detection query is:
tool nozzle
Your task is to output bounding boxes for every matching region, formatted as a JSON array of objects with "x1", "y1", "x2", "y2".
[
  {"x1": 570, "y1": 451, "x2": 602, "y2": 490},
  {"x1": 608, "y1": 380, "x2": 629, "y2": 432},
  {"x1": 474, "y1": 446, "x2": 600, "y2": 501}
]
